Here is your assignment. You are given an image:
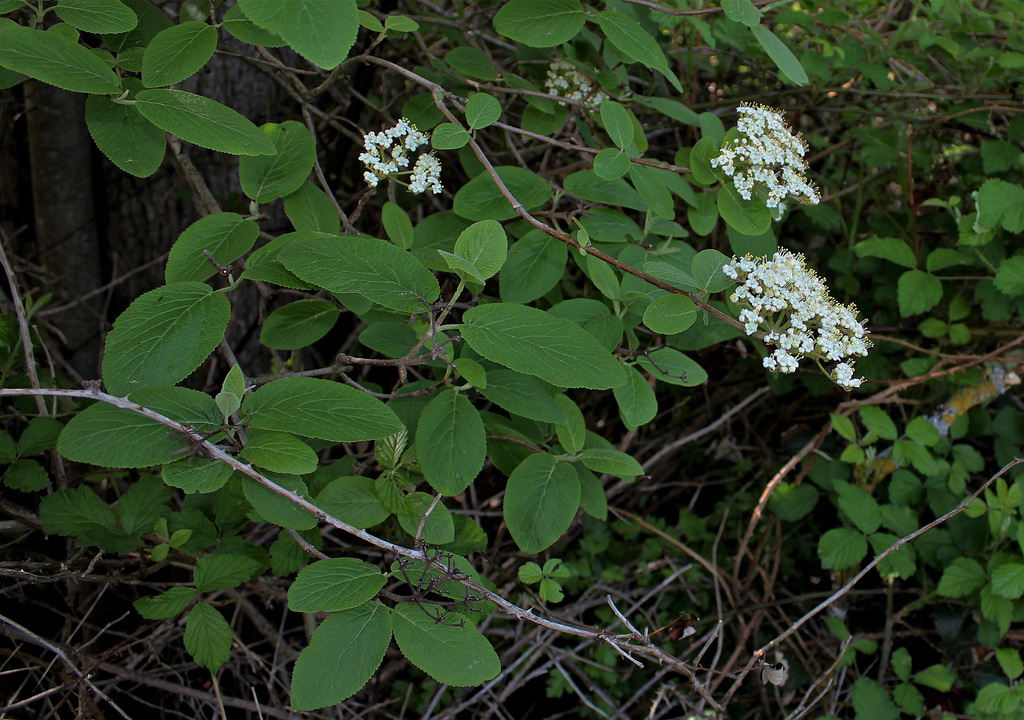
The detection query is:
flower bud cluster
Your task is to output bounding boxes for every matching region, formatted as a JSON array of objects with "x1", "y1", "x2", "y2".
[
  {"x1": 723, "y1": 249, "x2": 870, "y2": 389},
  {"x1": 359, "y1": 118, "x2": 442, "y2": 194},
  {"x1": 544, "y1": 60, "x2": 608, "y2": 110},
  {"x1": 711, "y1": 104, "x2": 820, "y2": 211}
]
